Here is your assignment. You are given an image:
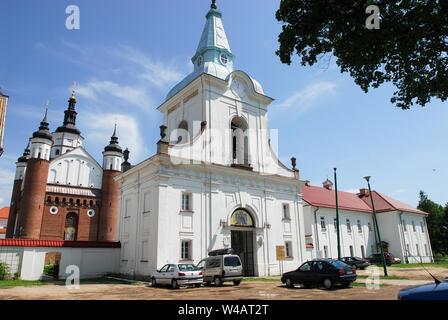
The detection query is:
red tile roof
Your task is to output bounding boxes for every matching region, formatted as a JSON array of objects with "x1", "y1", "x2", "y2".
[
  {"x1": 0, "y1": 207, "x2": 9, "y2": 219},
  {"x1": 302, "y1": 186, "x2": 427, "y2": 216},
  {"x1": 360, "y1": 191, "x2": 428, "y2": 215},
  {"x1": 0, "y1": 239, "x2": 121, "y2": 248},
  {"x1": 302, "y1": 186, "x2": 372, "y2": 213}
]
